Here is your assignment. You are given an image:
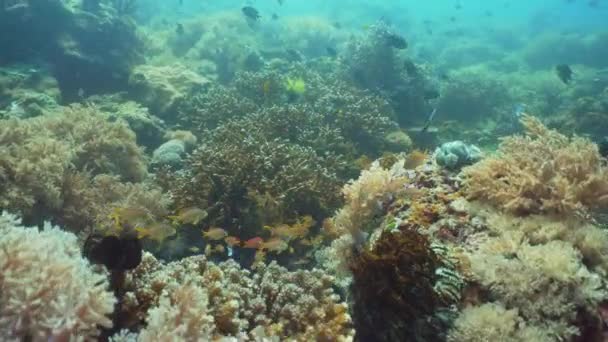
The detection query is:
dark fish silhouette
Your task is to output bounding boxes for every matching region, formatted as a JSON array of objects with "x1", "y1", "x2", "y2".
[
  {"x1": 84, "y1": 234, "x2": 142, "y2": 271},
  {"x1": 242, "y1": 6, "x2": 261, "y2": 21},
  {"x1": 556, "y1": 64, "x2": 573, "y2": 84}
]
